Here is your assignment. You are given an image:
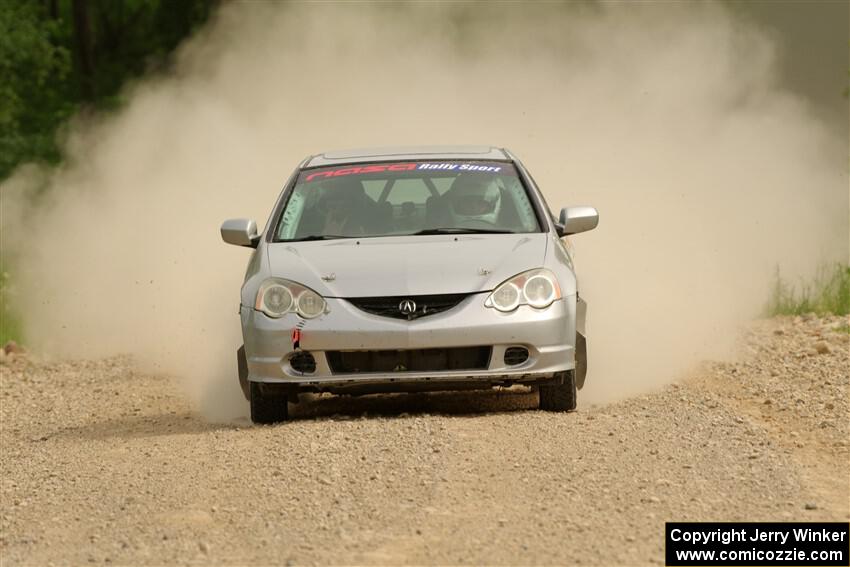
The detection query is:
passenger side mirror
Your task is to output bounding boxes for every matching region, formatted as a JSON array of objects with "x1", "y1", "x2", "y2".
[
  {"x1": 557, "y1": 207, "x2": 598, "y2": 236},
  {"x1": 221, "y1": 218, "x2": 260, "y2": 248}
]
